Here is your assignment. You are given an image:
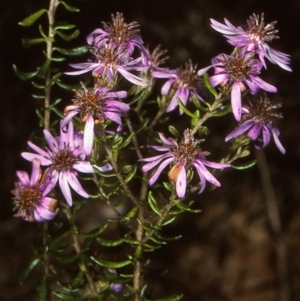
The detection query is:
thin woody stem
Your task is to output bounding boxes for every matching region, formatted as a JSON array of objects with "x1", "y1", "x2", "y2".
[
  {"x1": 63, "y1": 206, "x2": 98, "y2": 297},
  {"x1": 44, "y1": 0, "x2": 59, "y2": 130},
  {"x1": 41, "y1": 0, "x2": 59, "y2": 289}
]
